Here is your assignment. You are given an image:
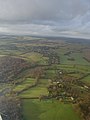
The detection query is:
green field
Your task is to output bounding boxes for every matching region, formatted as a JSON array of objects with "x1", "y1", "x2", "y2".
[
  {"x1": 22, "y1": 99, "x2": 81, "y2": 120},
  {"x1": 20, "y1": 86, "x2": 48, "y2": 98},
  {"x1": 20, "y1": 79, "x2": 49, "y2": 98},
  {"x1": 59, "y1": 53, "x2": 90, "y2": 65},
  {"x1": 13, "y1": 78, "x2": 36, "y2": 92},
  {"x1": 82, "y1": 75, "x2": 90, "y2": 84},
  {"x1": 21, "y1": 52, "x2": 48, "y2": 65}
]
